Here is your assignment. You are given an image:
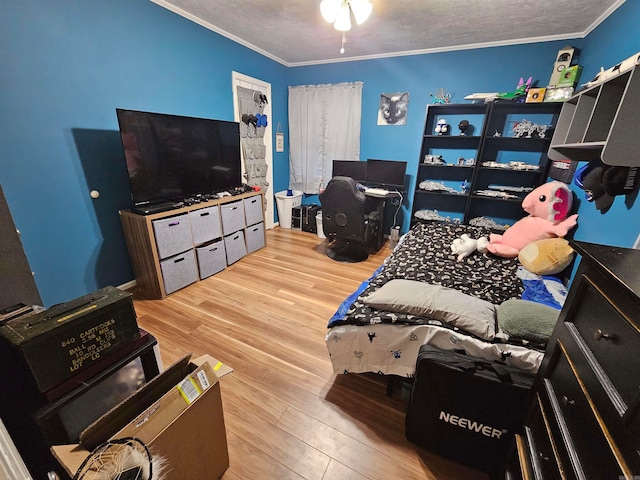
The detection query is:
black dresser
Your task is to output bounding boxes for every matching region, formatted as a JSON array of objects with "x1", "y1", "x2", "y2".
[{"x1": 505, "y1": 241, "x2": 640, "y2": 479}]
